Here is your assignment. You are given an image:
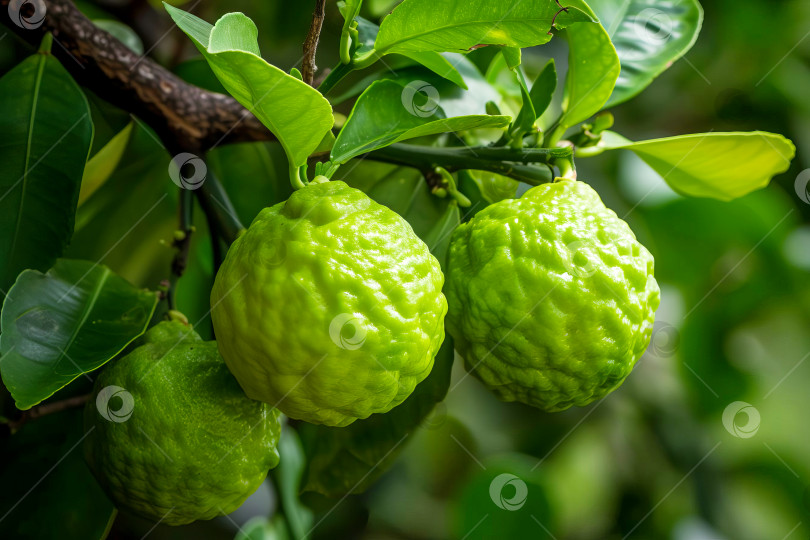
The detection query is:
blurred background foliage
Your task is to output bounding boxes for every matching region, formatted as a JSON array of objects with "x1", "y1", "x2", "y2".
[{"x1": 1, "y1": 0, "x2": 808, "y2": 538}]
